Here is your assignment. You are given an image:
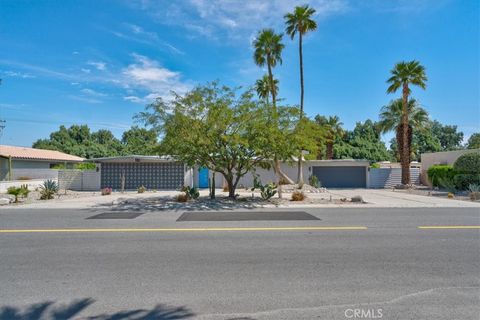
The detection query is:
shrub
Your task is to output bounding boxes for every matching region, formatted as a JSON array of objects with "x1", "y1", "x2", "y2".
[
  {"x1": 74, "y1": 162, "x2": 96, "y2": 170},
  {"x1": 308, "y1": 175, "x2": 320, "y2": 188},
  {"x1": 370, "y1": 163, "x2": 380, "y2": 169},
  {"x1": 251, "y1": 176, "x2": 277, "y2": 200},
  {"x1": 467, "y1": 184, "x2": 480, "y2": 201},
  {"x1": 101, "y1": 187, "x2": 112, "y2": 196},
  {"x1": 278, "y1": 177, "x2": 290, "y2": 185},
  {"x1": 291, "y1": 191, "x2": 305, "y2": 201},
  {"x1": 17, "y1": 176, "x2": 31, "y2": 180},
  {"x1": 438, "y1": 176, "x2": 457, "y2": 193},
  {"x1": 427, "y1": 165, "x2": 455, "y2": 187},
  {"x1": 137, "y1": 186, "x2": 147, "y2": 193},
  {"x1": 453, "y1": 174, "x2": 480, "y2": 190},
  {"x1": 39, "y1": 180, "x2": 58, "y2": 200},
  {"x1": 453, "y1": 152, "x2": 480, "y2": 174},
  {"x1": 176, "y1": 193, "x2": 188, "y2": 202},
  {"x1": 7, "y1": 185, "x2": 29, "y2": 203},
  {"x1": 180, "y1": 186, "x2": 200, "y2": 200}
]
